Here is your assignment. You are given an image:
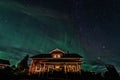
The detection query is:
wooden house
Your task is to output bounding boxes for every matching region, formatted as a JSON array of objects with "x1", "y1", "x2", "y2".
[{"x1": 29, "y1": 48, "x2": 83, "y2": 74}]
